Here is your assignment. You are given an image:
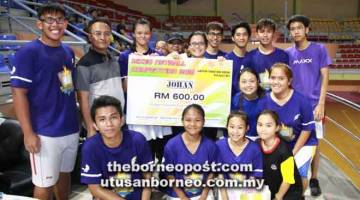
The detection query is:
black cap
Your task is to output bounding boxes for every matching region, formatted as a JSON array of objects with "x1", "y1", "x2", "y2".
[{"x1": 167, "y1": 33, "x2": 184, "y2": 43}]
